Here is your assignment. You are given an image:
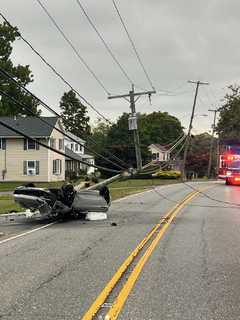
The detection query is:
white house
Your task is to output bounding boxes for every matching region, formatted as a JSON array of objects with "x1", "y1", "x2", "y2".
[
  {"x1": 148, "y1": 144, "x2": 170, "y2": 162},
  {"x1": 0, "y1": 116, "x2": 65, "y2": 182},
  {"x1": 64, "y1": 132, "x2": 95, "y2": 175}
]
